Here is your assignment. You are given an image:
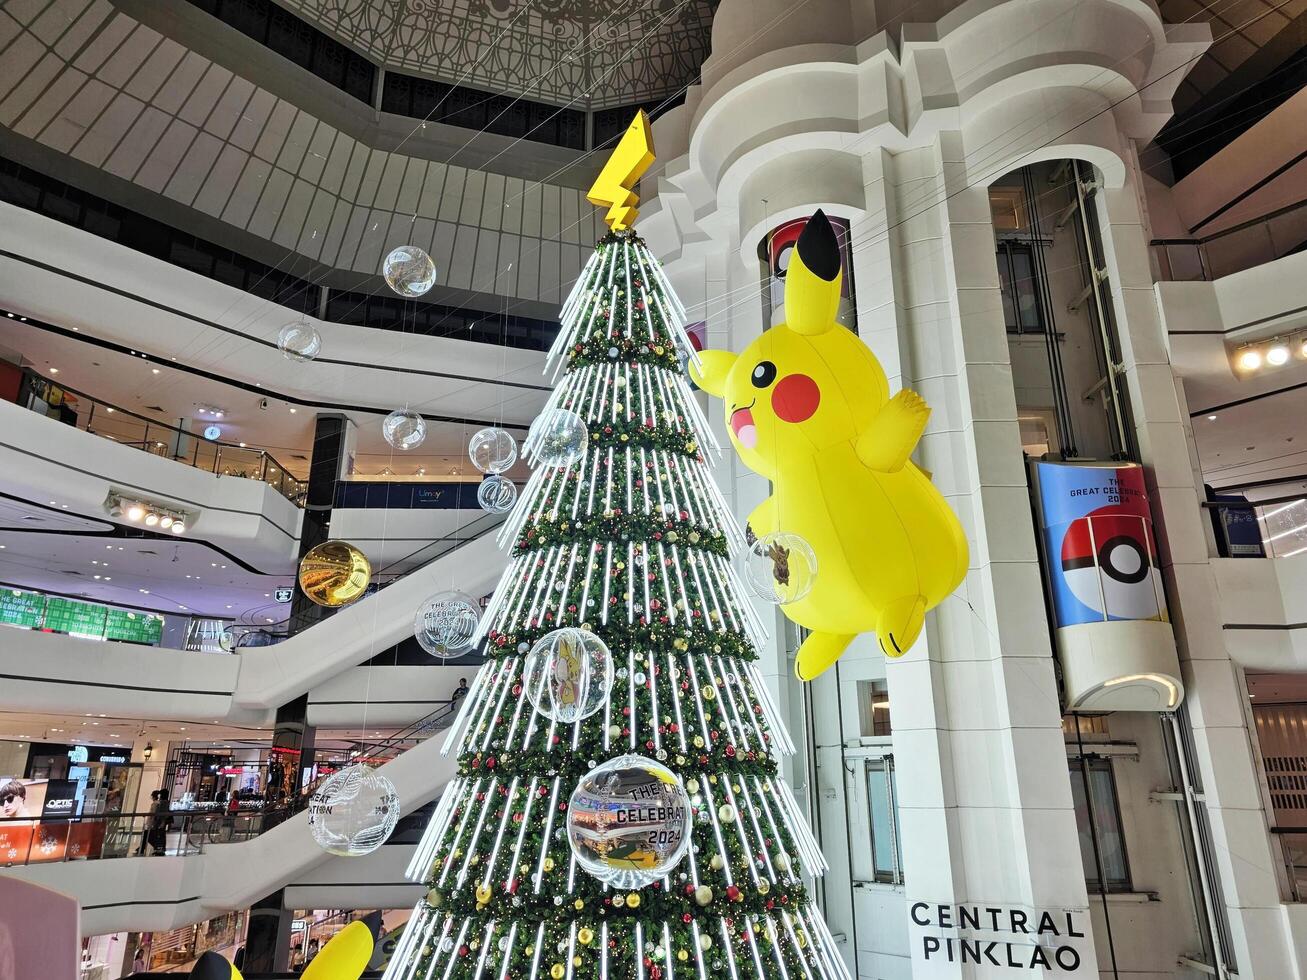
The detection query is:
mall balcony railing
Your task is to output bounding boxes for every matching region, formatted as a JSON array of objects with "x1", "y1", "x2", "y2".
[
  {"x1": 0, "y1": 698, "x2": 461, "y2": 869},
  {"x1": 16, "y1": 369, "x2": 308, "y2": 506},
  {"x1": 1151, "y1": 197, "x2": 1307, "y2": 282},
  {"x1": 1203, "y1": 482, "x2": 1307, "y2": 559}
]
